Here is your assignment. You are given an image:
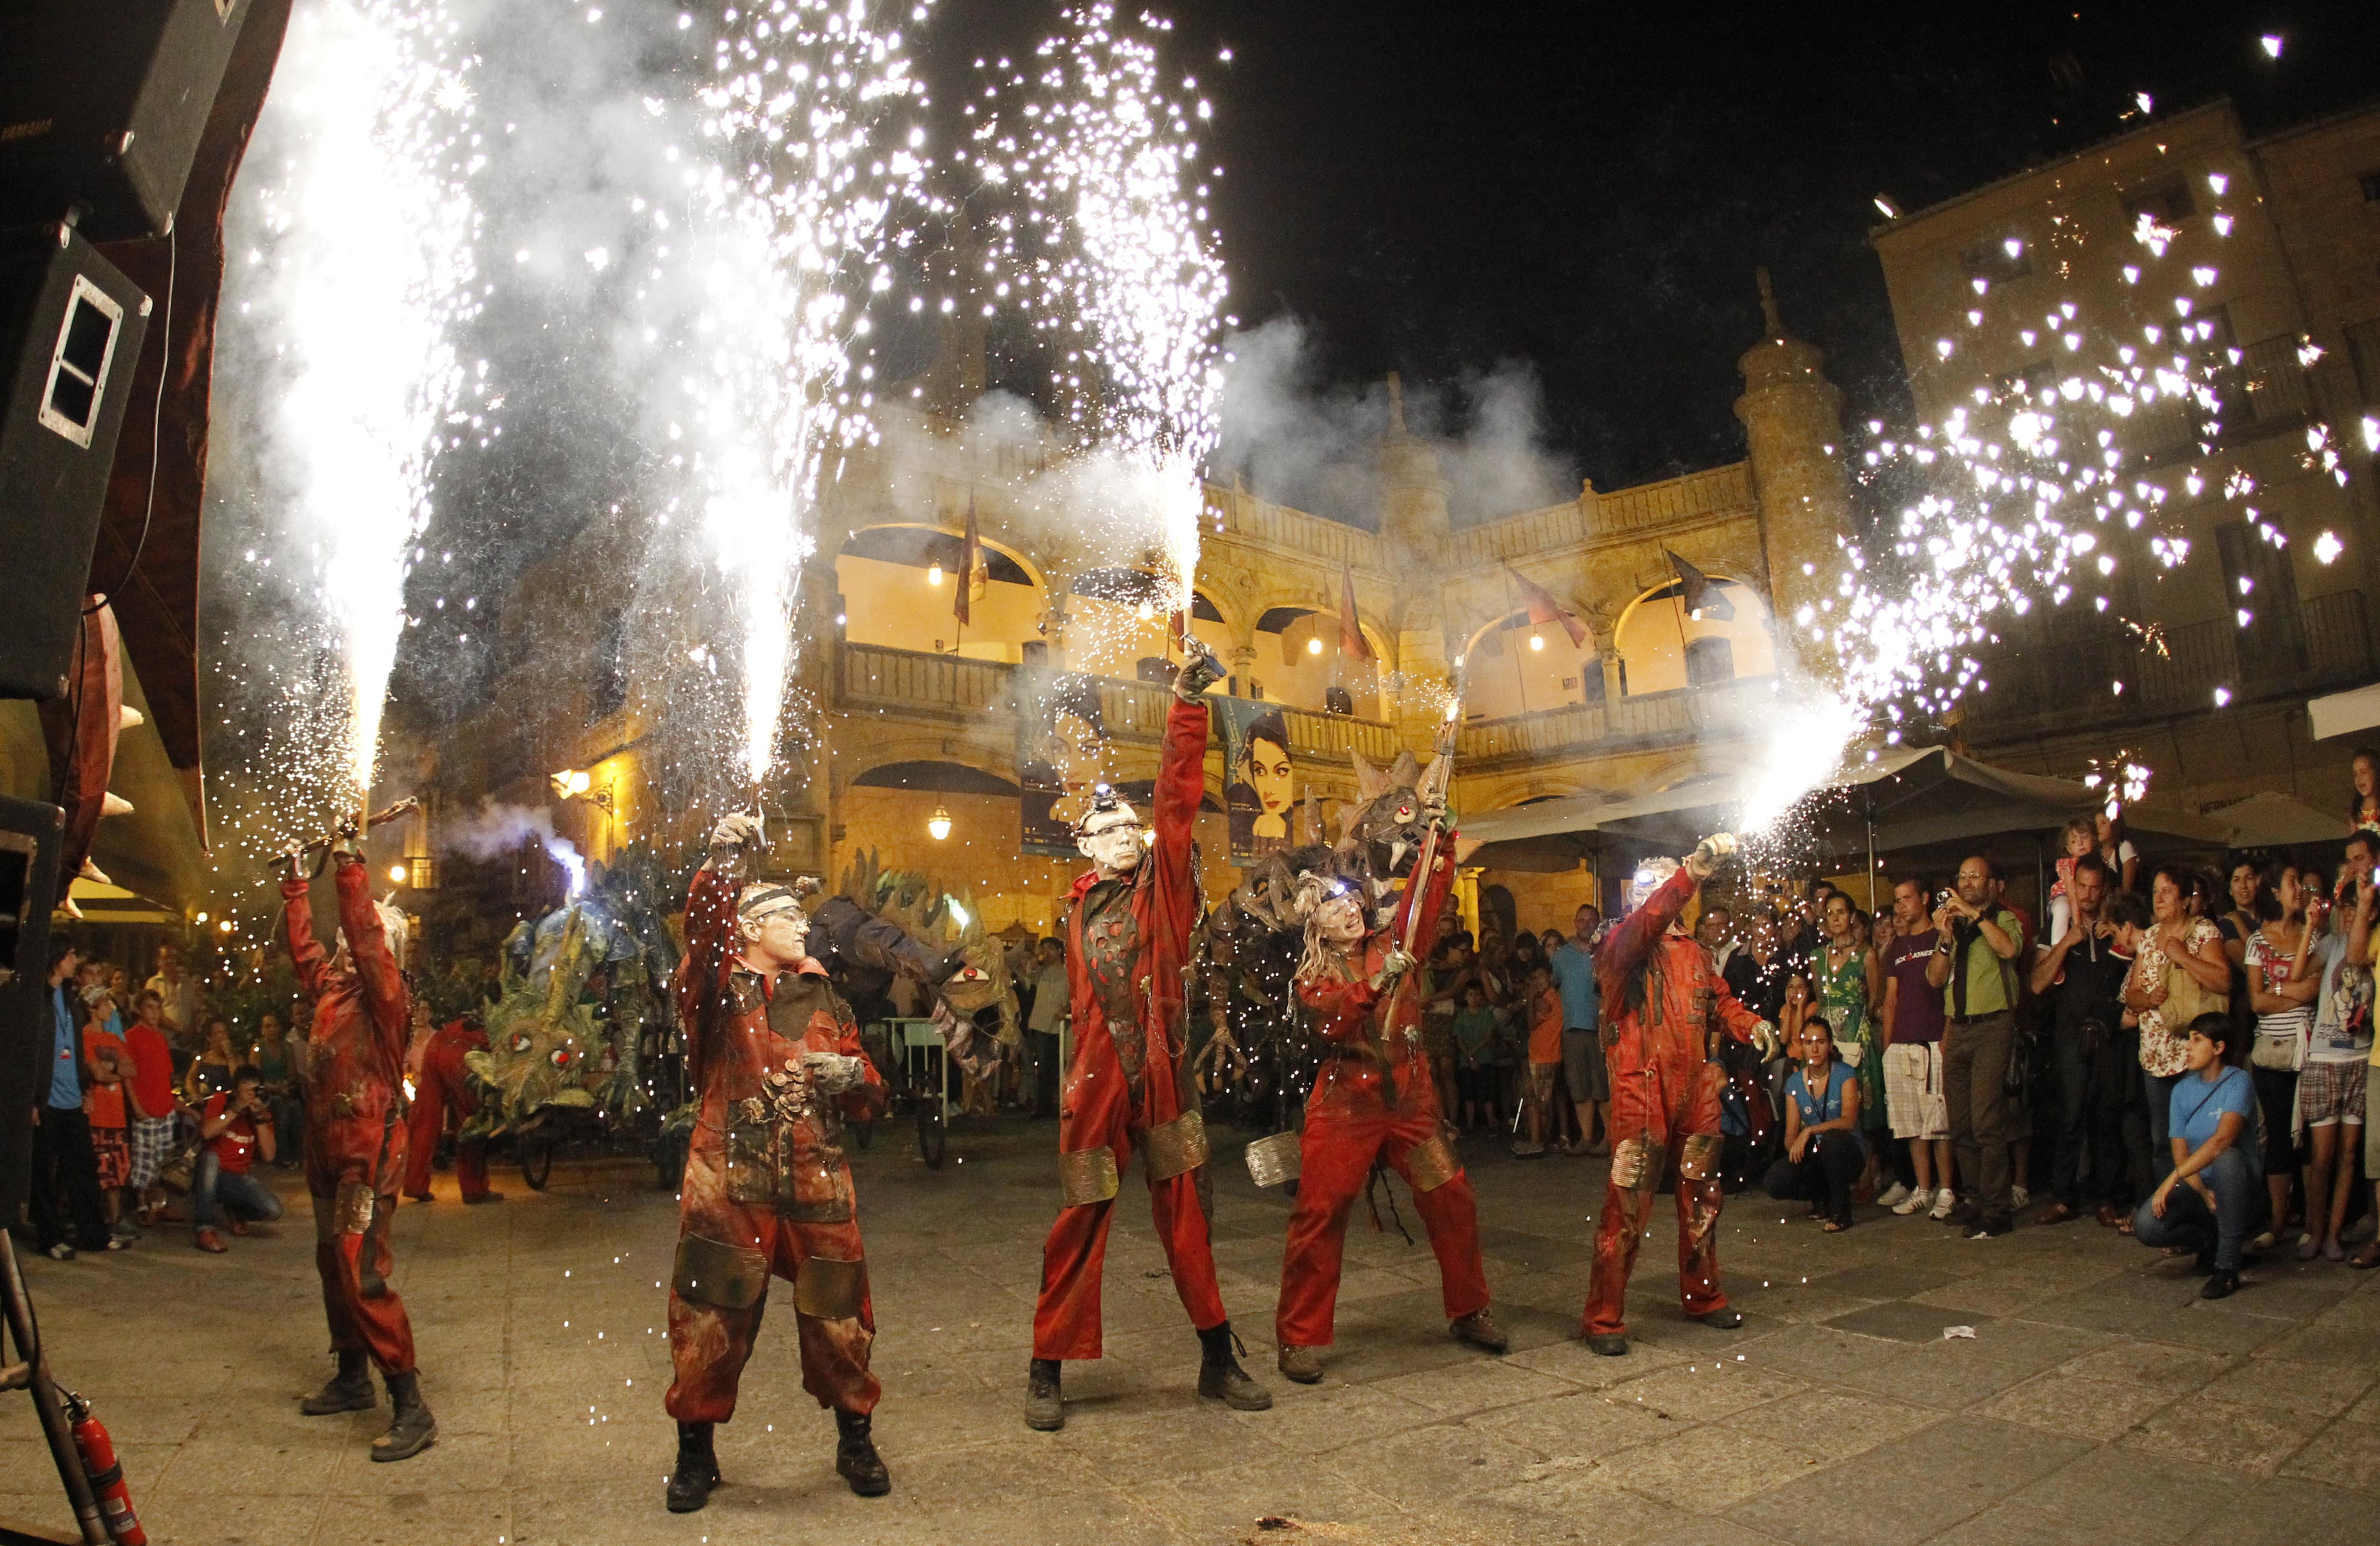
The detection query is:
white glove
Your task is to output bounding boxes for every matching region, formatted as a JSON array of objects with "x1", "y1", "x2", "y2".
[
  {"x1": 801, "y1": 1051, "x2": 866, "y2": 1095},
  {"x1": 1370, "y1": 946, "x2": 1417, "y2": 993},
  {"x1": 1688, "y1": 831, "x2": 1739, "y2": 879},
  {"x1": 1750, "y1": 1019, "x2": 1781, "y2": 1060}
]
